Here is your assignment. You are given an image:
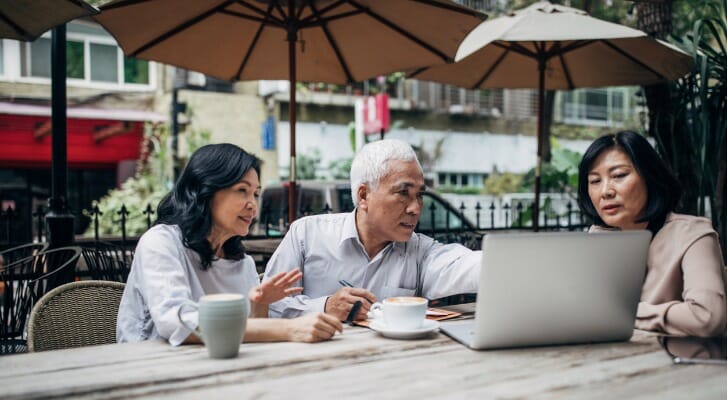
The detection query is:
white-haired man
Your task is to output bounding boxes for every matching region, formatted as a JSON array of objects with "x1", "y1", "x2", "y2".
[{"x1": 264, "y1": 139, "x2": 481, "y2": 321}]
